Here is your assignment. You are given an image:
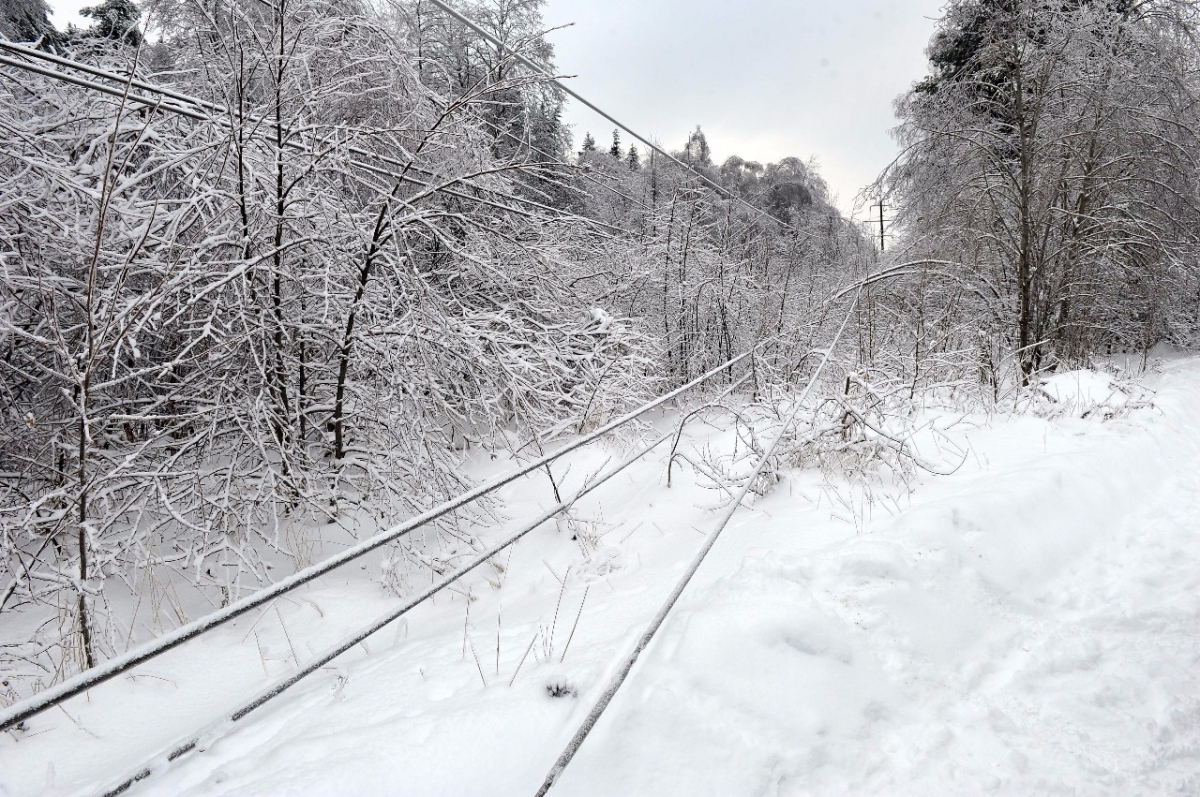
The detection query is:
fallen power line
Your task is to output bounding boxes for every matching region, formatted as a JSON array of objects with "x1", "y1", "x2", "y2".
[
  {"x1": 0, "y1": 349, "x2": 755, "y2": 734},
  {"x1": 534, "y1": 279, "x2": 869, "y2": 795},
  {"x1": 89, "y1": 371, "x2": 754, "y2": 797}
]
